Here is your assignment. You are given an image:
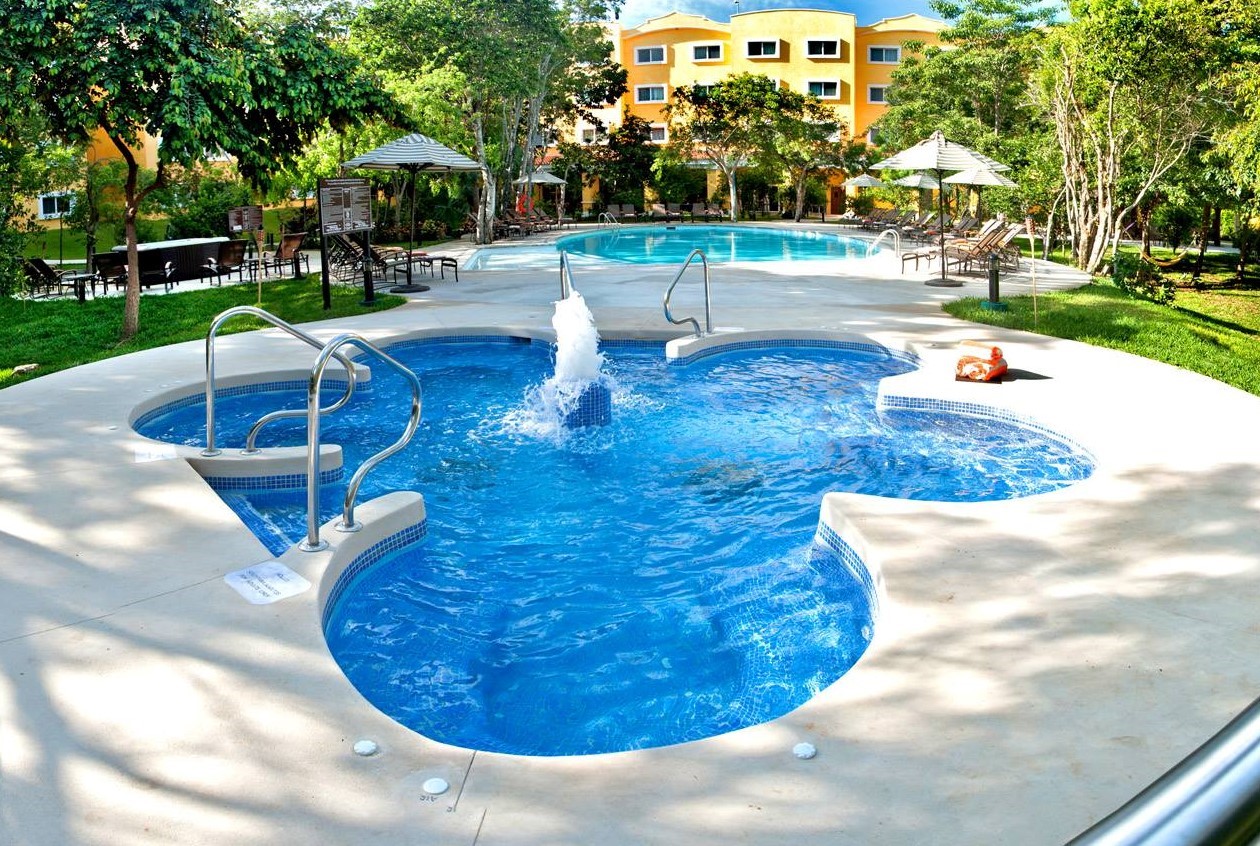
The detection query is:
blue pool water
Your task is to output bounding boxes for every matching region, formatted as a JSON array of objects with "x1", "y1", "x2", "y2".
[
  {"x1": 136, "y1": 340, "x2": 1093, "y2": 755},
  {"x1": 466, "y1": 224, "x2": 873, "y2": 269}
]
